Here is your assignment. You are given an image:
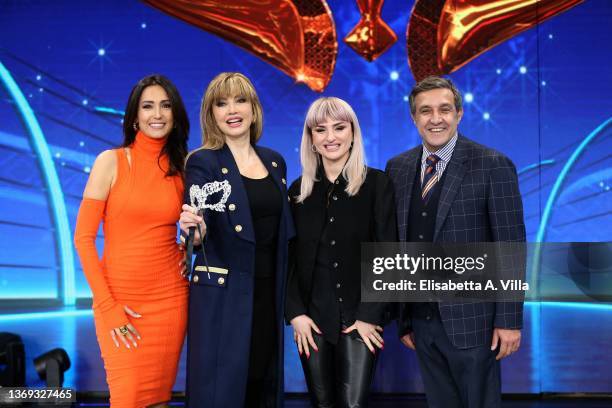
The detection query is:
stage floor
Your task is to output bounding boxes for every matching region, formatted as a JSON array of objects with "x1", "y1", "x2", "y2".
[{"x1": 73, "y1": 395, "x2": 612, "y2": 407}]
